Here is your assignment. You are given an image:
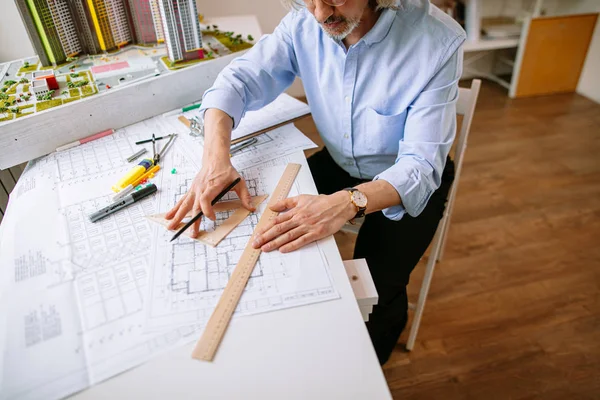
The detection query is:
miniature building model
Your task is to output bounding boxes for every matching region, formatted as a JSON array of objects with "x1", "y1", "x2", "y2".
[
  {"x1": 15, "y1": 0, "x2": 83, "y2": 66},
  {"x1": 70, "y1": 0, "x2": 102, "y2": 54},
  {"x1": 85, "y1": 0, "x2": 133, "y2": 51},
  {"x1": 149, "y1": 0, "x2": 165, "y2": 43},
  {"x1": 15, "y1": 0, "x2": 203, "y2": 67},
  {"x1": 157, "y1": 0, "x2": 204, "y2": 63},
  {"x1": 127, "y1": 0, "x2": 165, "y2": 45},
  {"x1": 31, "y1": 70, "x2": 59, "y2": 94}
]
